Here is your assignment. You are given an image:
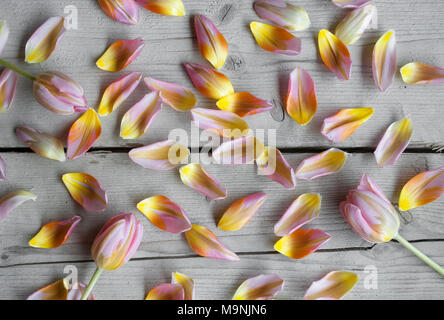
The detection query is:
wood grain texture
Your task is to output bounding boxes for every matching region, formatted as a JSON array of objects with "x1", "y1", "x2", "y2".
[{"x1": 0, "y1": 0, "x2": 443, "y2": 148}]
